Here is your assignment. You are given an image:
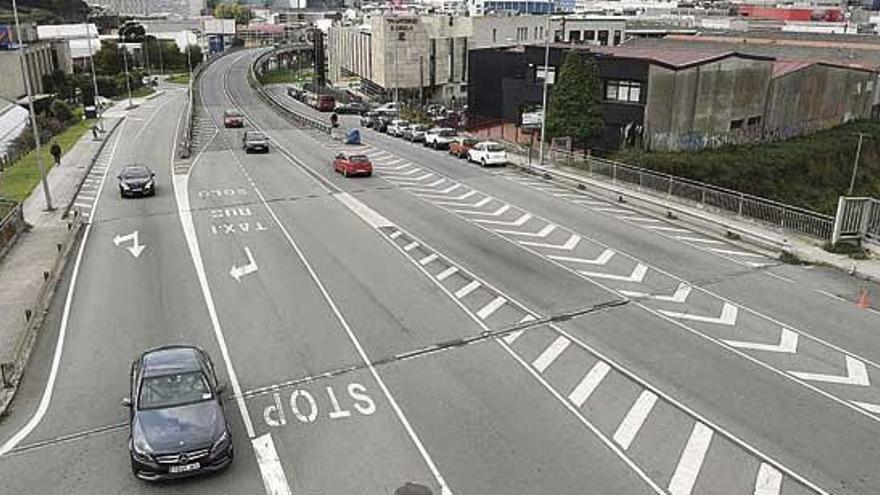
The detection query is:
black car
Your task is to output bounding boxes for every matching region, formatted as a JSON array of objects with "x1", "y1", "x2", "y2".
[
  {"x1": 336, "y1": 101, "x2": 370, "y2": 115},
  {"x1": 375, "y1": 115, "x2": 394, "y2": 133},
  {"x1": 124, "y1": 345, "x2": 233, "y2": 481},
  {"x1": 118, "y1": 165, "x2": 156, "y2": 197}
]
